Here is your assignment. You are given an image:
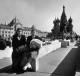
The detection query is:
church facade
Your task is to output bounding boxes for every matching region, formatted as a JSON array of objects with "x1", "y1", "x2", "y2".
[{"x1": 52, "y1": 6, "x2": 73, "y2": 38}]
